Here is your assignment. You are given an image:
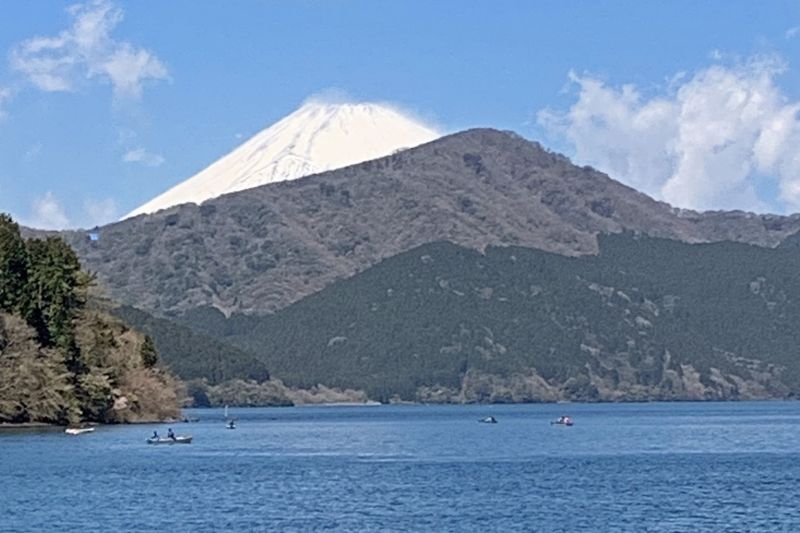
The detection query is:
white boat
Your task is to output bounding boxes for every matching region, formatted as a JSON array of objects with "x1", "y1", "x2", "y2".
[
  {"x1": 65, "y1": 427, "x2": 95, "y2": 435},
  {"x1": 146, "y1": 436, "x2": 192, "y2": 445}
]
